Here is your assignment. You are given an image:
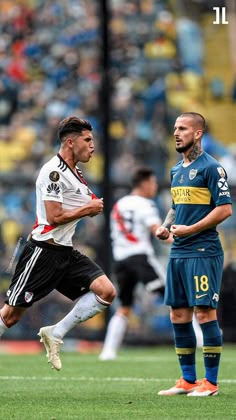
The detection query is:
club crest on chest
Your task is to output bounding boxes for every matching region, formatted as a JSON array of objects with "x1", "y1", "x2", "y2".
[{"x1": 189, "y1": 169, "x2": 198, "y2": 180}]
